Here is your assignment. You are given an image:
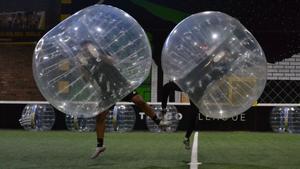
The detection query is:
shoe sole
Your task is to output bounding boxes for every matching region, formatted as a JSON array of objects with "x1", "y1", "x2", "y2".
[
  {"x1": 90, "y1": 147, "x2": 106, "y2": 159},
  {"x1": 183, "y1": 141, "x2": 190, "y2": 150}
]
